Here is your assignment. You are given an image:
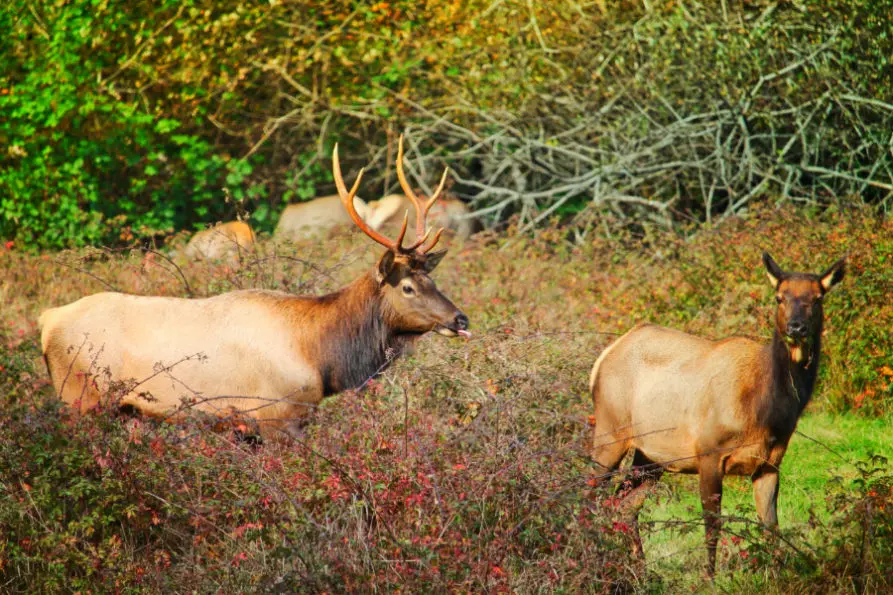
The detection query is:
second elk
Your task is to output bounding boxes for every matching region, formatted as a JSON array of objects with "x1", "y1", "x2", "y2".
[
  {"x1": 39, "y1": 136, "x2": 470, "y2": 439},
  {"x1": 587, "y1": 252, "x2": 845, "y2": 576},
  {"x1": 183, "y1": 220, "x2": 256, "y2": 264}
]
